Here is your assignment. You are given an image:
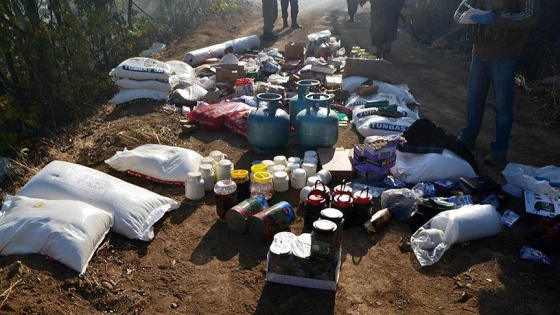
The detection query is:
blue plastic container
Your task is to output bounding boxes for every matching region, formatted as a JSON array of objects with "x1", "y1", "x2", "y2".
[
  {"x1": 296, "y1": 93, "x2": 339, "y2": 149},
  {"x1": 247, "y1": 93, "x2": 290, "y2": 154},
  {"x1": 289, "y1": 79, "x2": 321, "y2": 128}
]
